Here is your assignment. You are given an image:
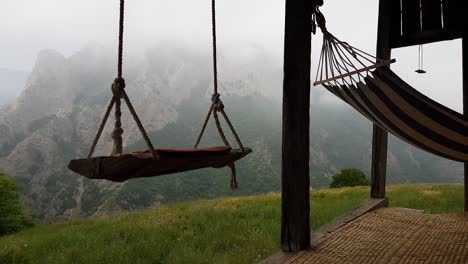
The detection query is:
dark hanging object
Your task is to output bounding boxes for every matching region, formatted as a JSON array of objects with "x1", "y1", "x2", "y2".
[
  {"x1": 415, "y1": 45, "x2": 427, "y2": 74},
  {"x1": 311, "y1": 13, "x2": 317, "y2": 35},
  {"x1": 68, "y1": 147, "x2": 250, "y2": 182}
]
